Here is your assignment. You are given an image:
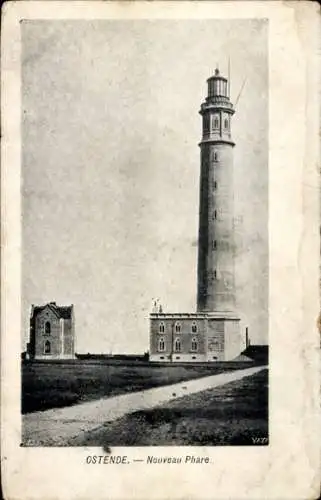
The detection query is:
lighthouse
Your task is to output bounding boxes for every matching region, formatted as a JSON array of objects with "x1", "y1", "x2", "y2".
[
  {"x1": 149, "y1": 68, "x2": 242, "y2": 363},
  {"x1": 197, "y1": 68, "x2": 236, "y2": 313}
]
